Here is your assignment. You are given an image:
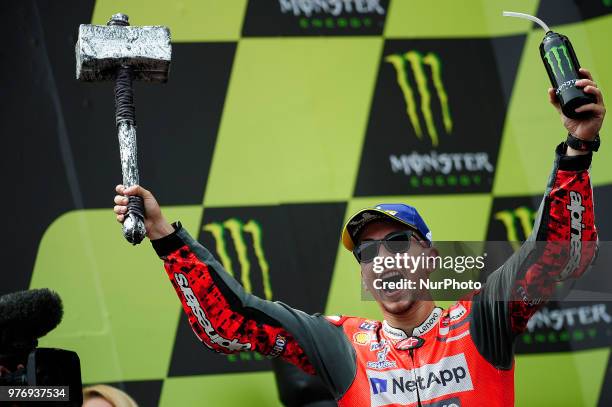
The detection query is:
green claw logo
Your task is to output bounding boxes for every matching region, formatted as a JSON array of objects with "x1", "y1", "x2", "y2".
[
  {"x1": 494, "y1": 206, "x2": 536, "y2": 250},
  {"x1": 203, "y1": 218, "x2": 273, "y2": 300},
  {"x1": 544, "y1": 45, "x2": 574, "y2": 79},
  {"x1": 386, "y1": 51, "x2": 452, "y2": 147}
]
